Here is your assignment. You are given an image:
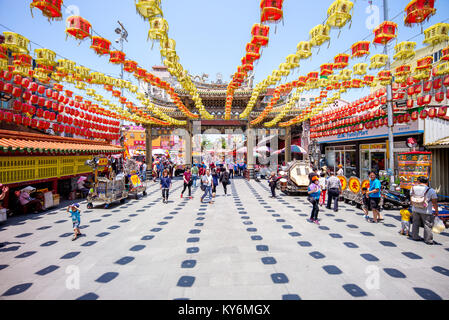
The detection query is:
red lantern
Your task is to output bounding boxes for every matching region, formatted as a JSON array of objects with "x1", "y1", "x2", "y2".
[
  {"x1": 109, "y1": 51, "x2": 126, "y2": 64},
  {"x1": 260, "y1": 0, "x2": 284, "y2": 23},
  {"x1": 404, "y1": 0, "x2": 436, "y2": 27},
  {"x1": 90, "y1": 36, "x2": 111, "y2": 55},
  {"x1": 334, "y1": 54, "x2": 349, "y2": 69},
  {"x1": 13, "y1": 114, "x2": 23, "y2": 125},
  {"x1": 30, "y1": 0, "x2": 63, "y2": 20},
  {"x1": 438, "y1": 106, "x2": 448, "y2": 117},
  {"x1": 251, "y1": 24, "x2": 270, "y2": 47},
  {"x1": 407, "y1": 100, "x2": 414, "y2": 108},
  {"x1": 351, "y1": 41, "x2": 370, "y2": 58},
  {"x1": 428, "y1": 108, "x2": 437, "y2": 118},
  {"x1": 420, "y1": 109, "x2": 428, "y2": 119},
  {"x1": 245, "y1": 43, "x2": 261, "y2": 63},
  {"x1": 373, "y1": 21, "x2": 397, "y2": 45},
  {"x1": 65, "y1": 16, "x2": 91, "y2": 41},
  {"x1": 124, "y1": 60, "x2": 138, "y2": 73}
]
